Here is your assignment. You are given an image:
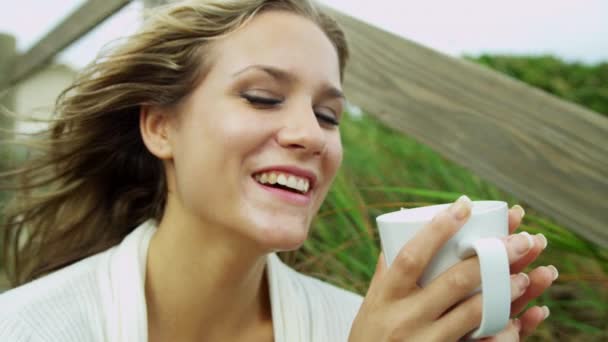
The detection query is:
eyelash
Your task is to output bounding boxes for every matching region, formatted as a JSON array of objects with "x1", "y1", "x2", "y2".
[{"x1": 241, "y1": 94, "x2": 340, "y2": 126}]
